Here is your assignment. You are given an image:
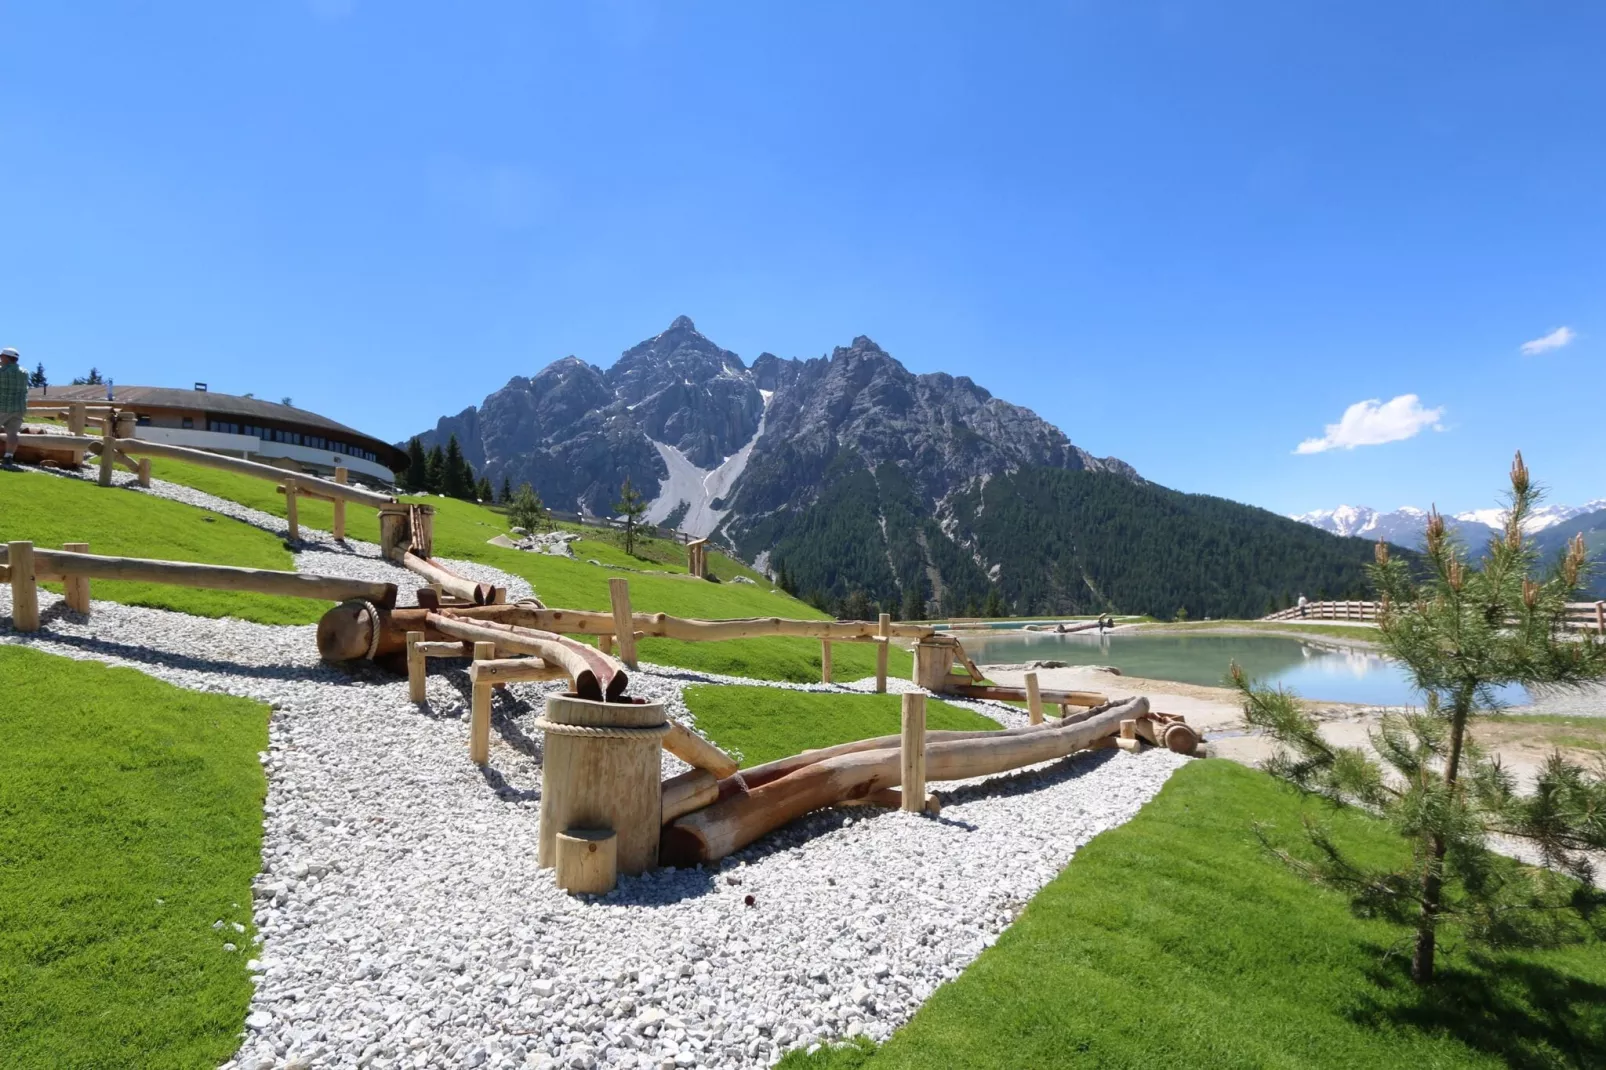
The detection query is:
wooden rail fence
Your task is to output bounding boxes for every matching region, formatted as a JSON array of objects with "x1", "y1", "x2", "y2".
[{"x1": 1262, "y1": 599, "x2": 1606, "y2": 632}]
